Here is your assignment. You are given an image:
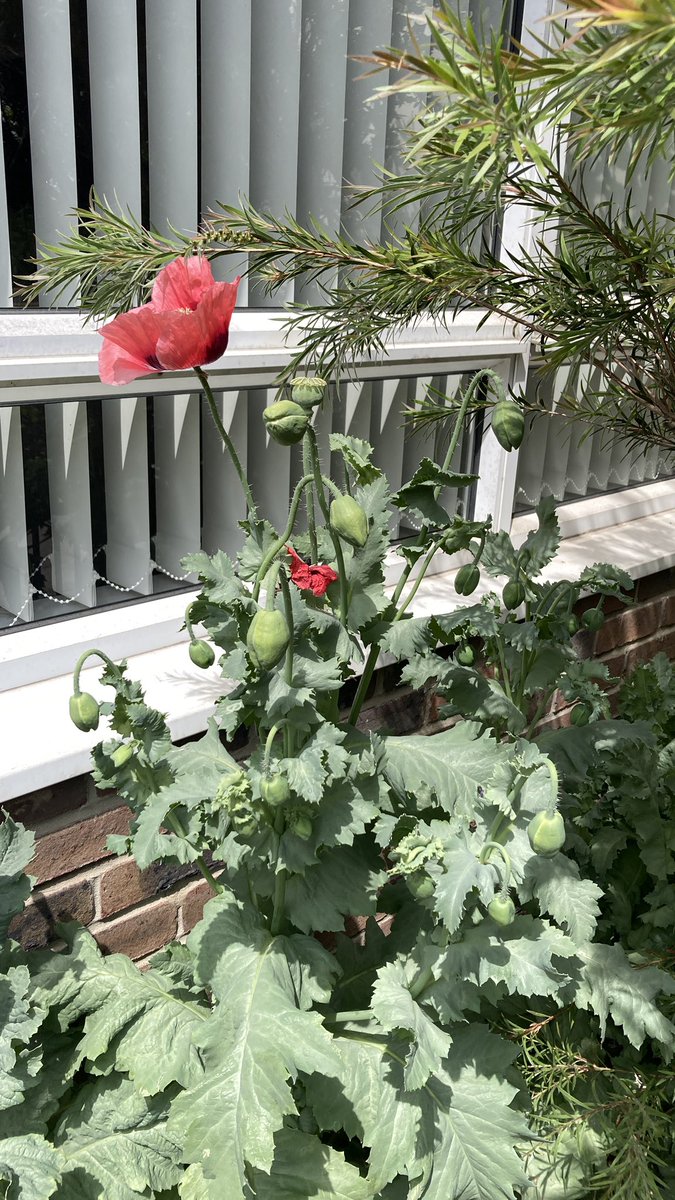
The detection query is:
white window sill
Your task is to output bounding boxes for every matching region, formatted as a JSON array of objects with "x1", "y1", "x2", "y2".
[{"x1": 2, "y1": 502, "x2": 675, "y2": 803}]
